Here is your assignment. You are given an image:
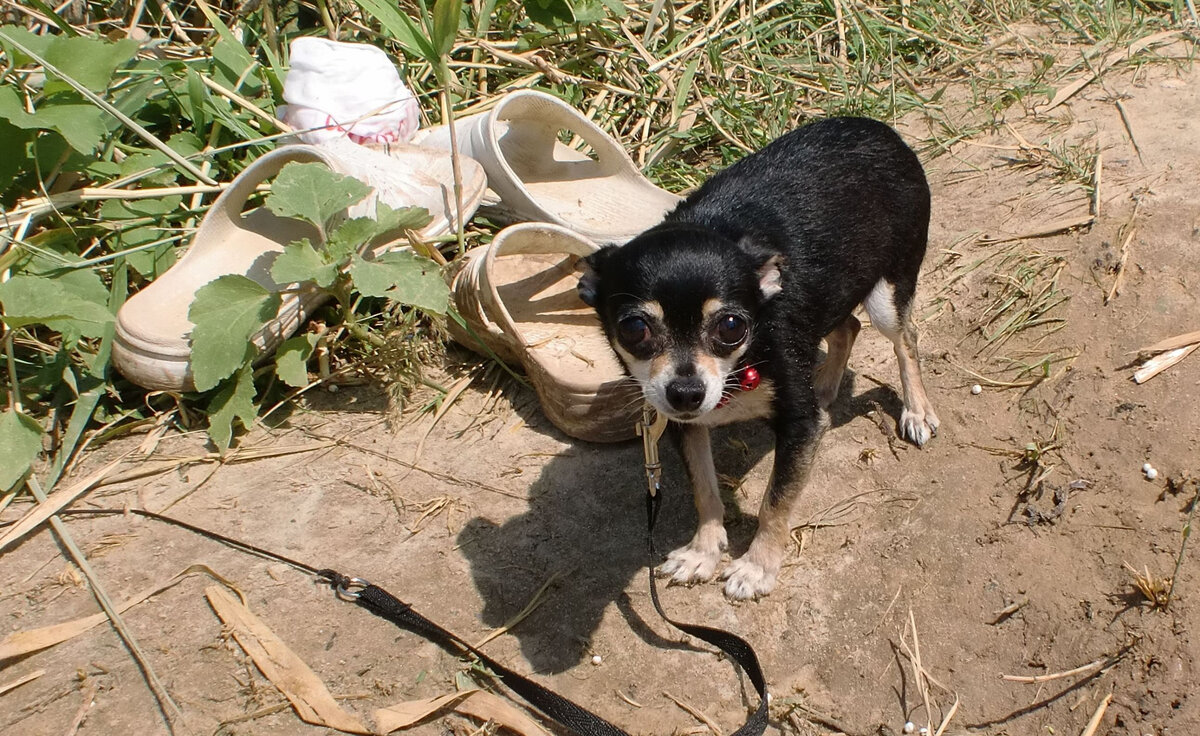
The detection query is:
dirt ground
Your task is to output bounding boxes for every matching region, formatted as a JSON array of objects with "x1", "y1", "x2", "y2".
[{"x1": 3, "y1": 53, "x2": 1200, "y2": 736}]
